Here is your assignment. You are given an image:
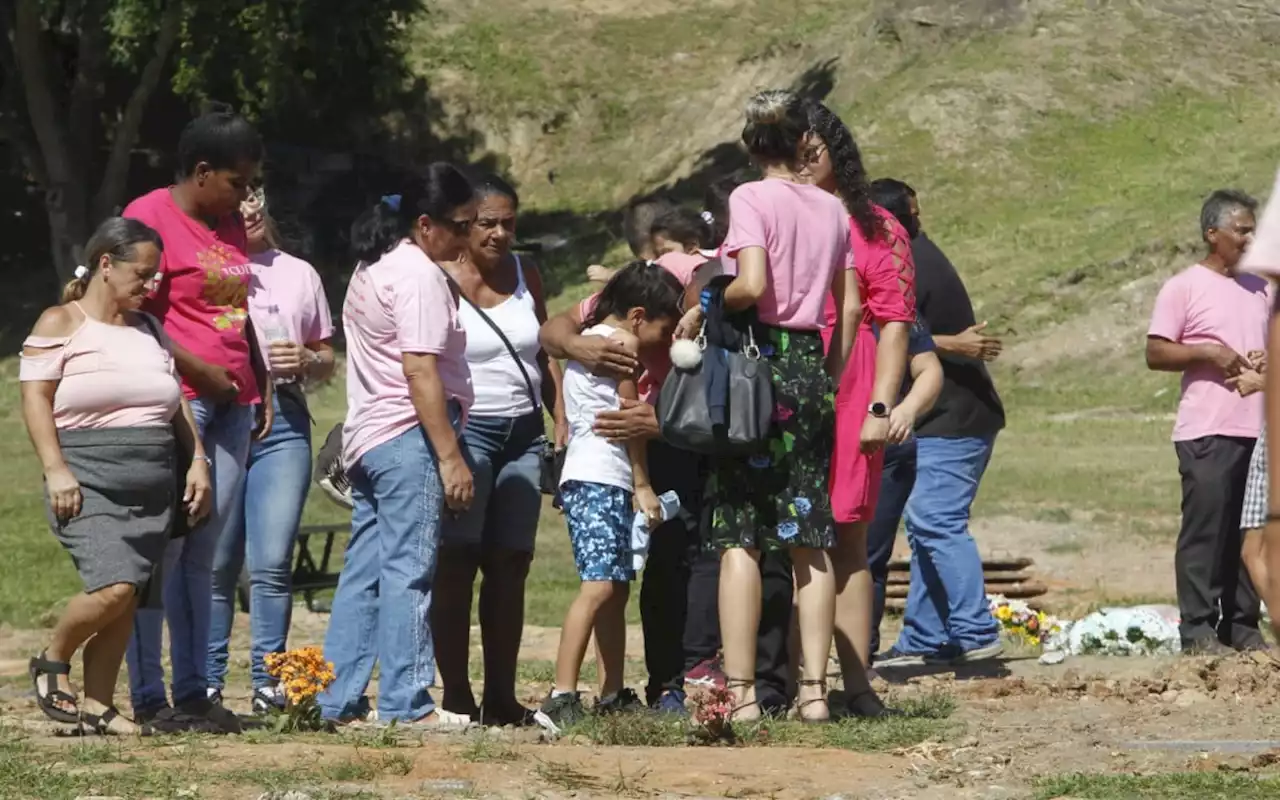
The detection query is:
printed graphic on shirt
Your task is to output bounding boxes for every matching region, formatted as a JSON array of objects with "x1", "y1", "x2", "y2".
[{"x1": 197, "y1": 242, "x2": 252, "y2": 330}]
